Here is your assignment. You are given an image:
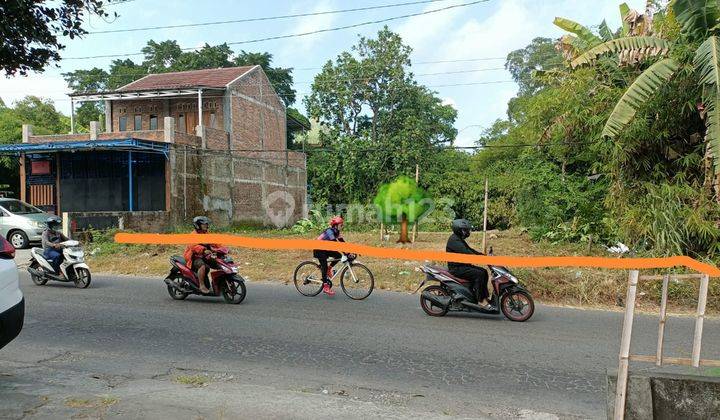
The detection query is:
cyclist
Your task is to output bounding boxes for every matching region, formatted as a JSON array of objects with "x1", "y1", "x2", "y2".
[{"x1": 313, "y1": 216, "x2": 347, "y2": 296}]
